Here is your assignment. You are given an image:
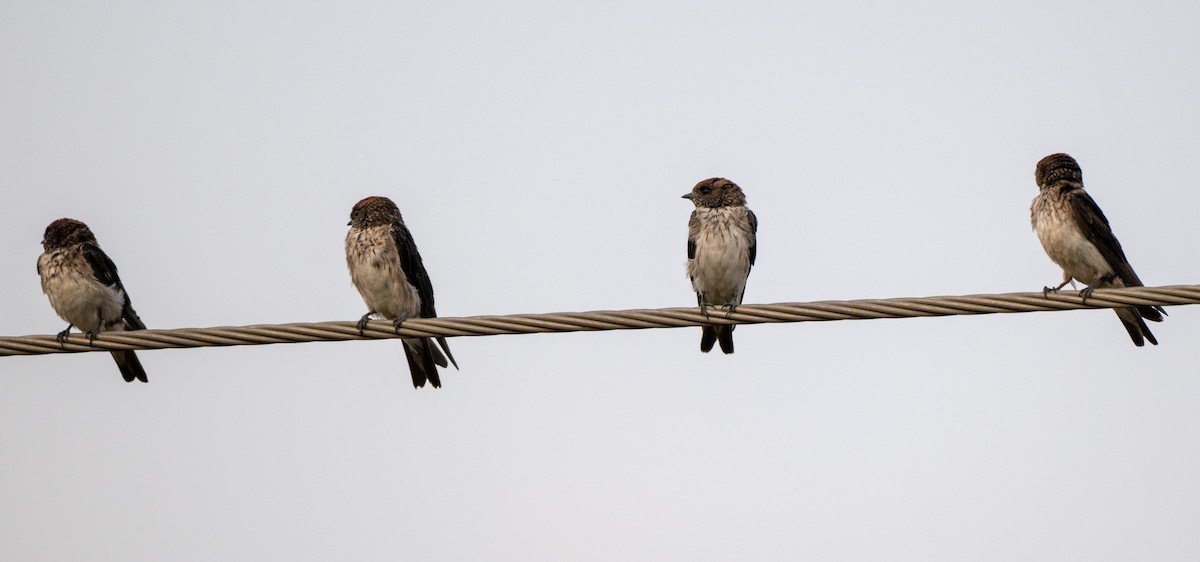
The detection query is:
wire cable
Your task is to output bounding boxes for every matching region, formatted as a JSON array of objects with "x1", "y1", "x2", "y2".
[{"x1": 2, "y1": 285, "x2": 1196, "y2": 357}]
